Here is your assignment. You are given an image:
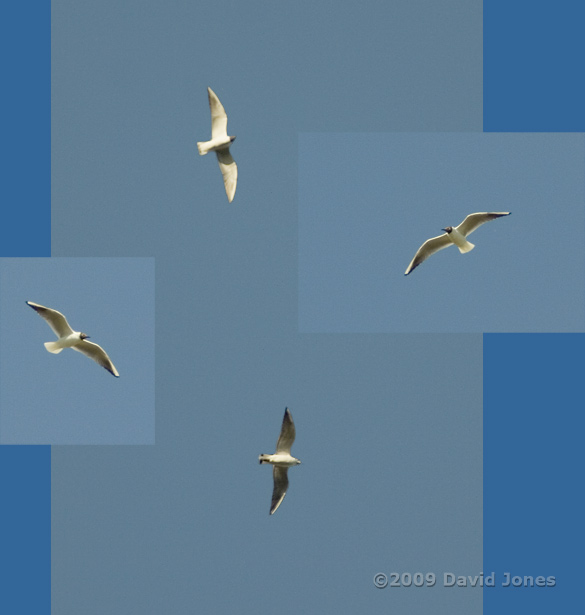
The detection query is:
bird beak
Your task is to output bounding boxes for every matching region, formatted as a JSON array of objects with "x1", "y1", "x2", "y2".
[{"x1": 441, "y1": 228, "x2": 448, "y2": 232}]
